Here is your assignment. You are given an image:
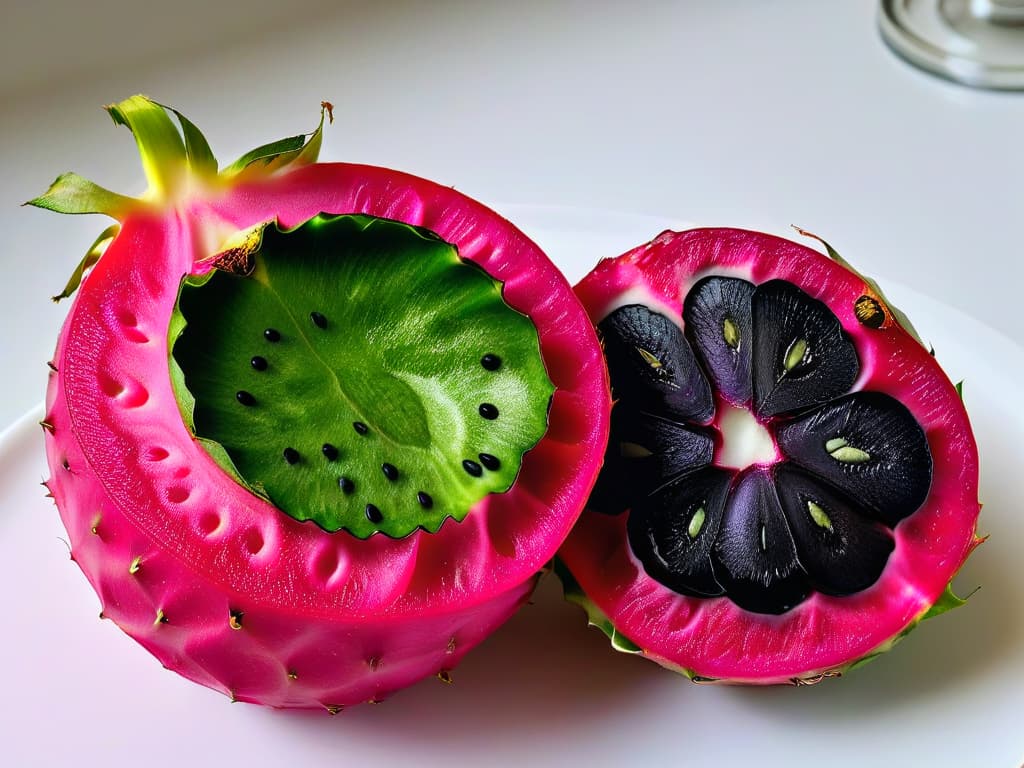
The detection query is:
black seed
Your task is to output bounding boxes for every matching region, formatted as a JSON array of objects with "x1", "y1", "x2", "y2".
[
  {"x1": 310, "y1": 311, "x2": 327, "y2": 329},
  {"x1": 263, "y1": 328, "x2": 281, "y2": 342},
  {"x1": 478, "y1": 453, "x2": 501, "y2": 471},
  {"x1": 283, "y1": 447, "x2": 300, "y2": 465},
  {"x1": 236, "y1": 390, "x2": 256, "y2": 406},
  {"x1": 479, "y1": 403, "x2": 499, "y2": 420},
  {"x1": 417, "y1": 491, "x2": 433, "y2": 509},
  {"x1": 481, "y1": 353, "x2": 502, "y2": 371},
  {"x1": 598, "y1": 304, "x2": 715, "y2": 424},
  {"x1": 775, "y1": 391, "x2": 932, "y2": 526},
  {"x1": 338, "y1": 476, "x2": 354, "y2": 494},
  {"x1": 751, "y1": 280, "x2": 859, "y2": 418},
  {"x1": 589, "y1": 406, "x2": 716, "y2": 516},
  {"x1": 774, "y1": 464, "x2": 894, "y2": 597},
  {"x1": 711, "y1": 468, "x2": 810, "y2": 615},
  {"x1": 365, "y1": 503, "x2": 383, "y2": 523},
  {"x1": 353, "y1": 421, "x2": 368, "y2": 435},
  {"x1": 321, "y1": 443, "x2": 338, "y2": 461},
  {"x1": 382, "y1": 463, "x2": 399, "y2": 481},
  {"x1": 627, "y1": 467, "x2": 733, "y2": 598},
  {"x1": 683, "y1": 276, "x2": 755, "y2": 407},
  {"x1": 250, "y1": 355, "x2": 268, "y2": 371},
  {"x1": 462, "y1": 459, "x2": 483, "y2": 477}
]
